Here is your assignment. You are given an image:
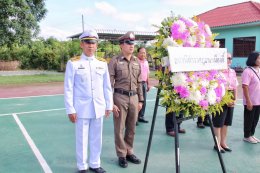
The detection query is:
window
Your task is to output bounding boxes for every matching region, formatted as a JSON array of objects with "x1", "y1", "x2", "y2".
[
  {"x1": 233, "y1": 37, "x2": 256, "y2": 57},
  {"x1": 215, "y1": 39, "x2": 225, "y2": 48}
]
